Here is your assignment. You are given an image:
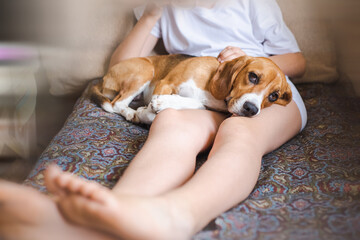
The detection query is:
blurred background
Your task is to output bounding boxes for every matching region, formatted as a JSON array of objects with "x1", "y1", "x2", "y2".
[{"x1": 0, "y1": 0, "x2": 359, "y2": 182}]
